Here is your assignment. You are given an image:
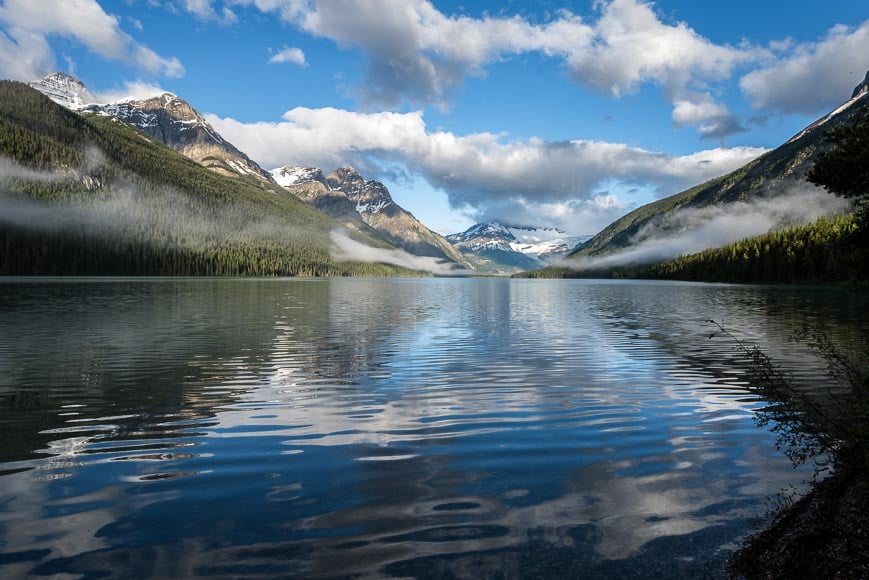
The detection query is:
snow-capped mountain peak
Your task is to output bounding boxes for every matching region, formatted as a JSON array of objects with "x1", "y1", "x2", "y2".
[
  {"x1": 28, "y1": 72, "x2": 97, "y2": 110},
  {"x1": 326, "y1": 168, "x2": 393, "y2": 215},
  {"x1": 447, "y1": 222, "x2": 516, "y2": 251},
  {"x1": 270, "y1": 166, "x2": 330, "y2": 189},
  {"x1": 274, "y1": 165, "x2": 468, "y2": 266},
  {"x1": 448, "y1": 221, "x2": 592, "y2": 272},
  {"x1": 27, "y1": 74, "x2": 274, "y2": 185}
]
